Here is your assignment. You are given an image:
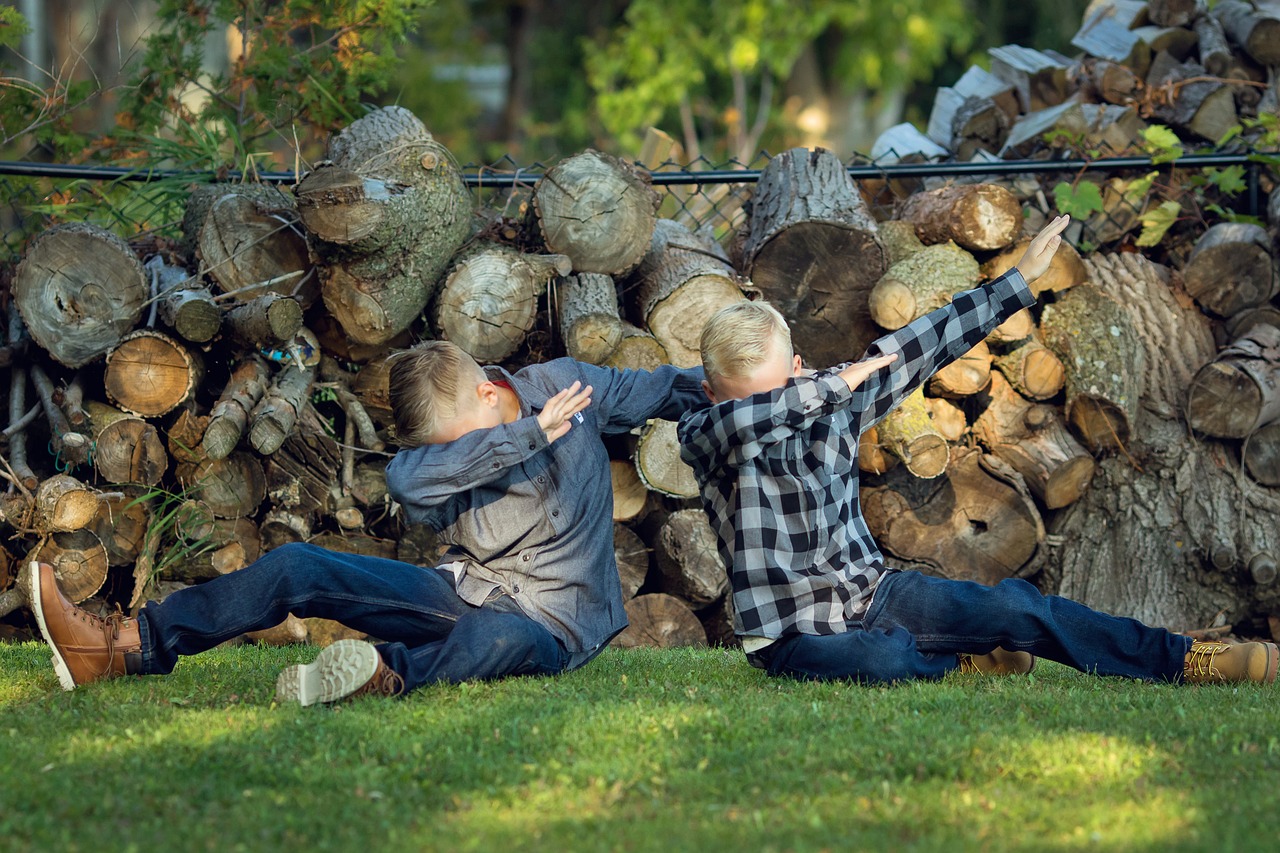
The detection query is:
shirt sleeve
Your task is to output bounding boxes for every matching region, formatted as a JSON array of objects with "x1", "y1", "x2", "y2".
[
  {"x1": 385, "y1": 415, "x2": 548, "y2": 517},
  {"x1": 576, "y1": 362, "x2": 709, "y2": 434},
  {"x1": 677, "y1": 371, "x2": 852, "y2": 472},
  {"x1": 849, "y1": 268, "x2": 1034, "y2": 433}
]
